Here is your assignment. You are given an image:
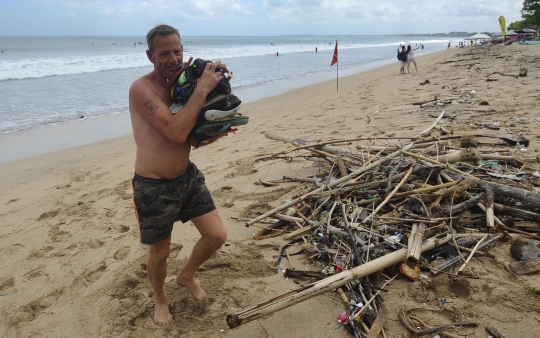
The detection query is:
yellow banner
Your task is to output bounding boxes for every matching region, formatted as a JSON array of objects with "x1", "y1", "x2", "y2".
[{"x1": 499, "y1": 16, "x2": 506, "y2": 41}]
